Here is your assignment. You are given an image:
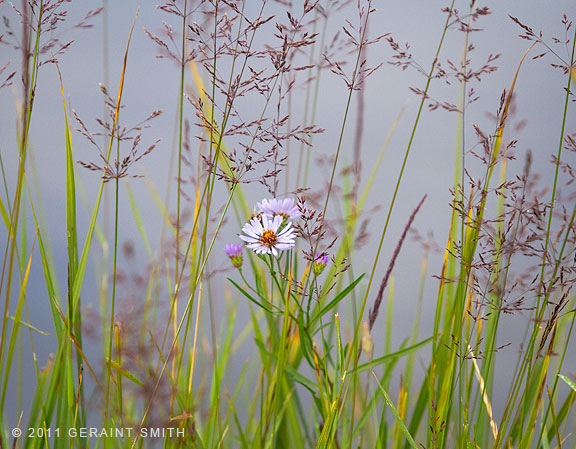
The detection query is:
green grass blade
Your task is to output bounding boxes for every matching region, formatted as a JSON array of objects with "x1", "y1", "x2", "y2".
[
  {"x1": 311, "y1": 274, "x2": 365, "y2": 324},
  {"x1": 228, "y1": 278, "x2": 281, "y2": 315},
  {"x1": 353, "y1": 337, "x2": 433, "y2": 374},
  {"x1": 372, "y1": 372, "x2": 419, "y2": 449},
  {"x1": 558, "y1": 374, "x2": 576, "y2": 393}
]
